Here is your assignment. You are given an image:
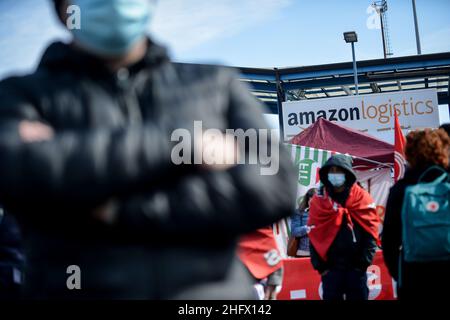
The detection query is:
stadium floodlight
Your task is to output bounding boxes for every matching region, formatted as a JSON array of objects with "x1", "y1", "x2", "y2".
[
  {"x1": 343, "y1": 31, "x2": 359, "y2": 95},
  {"x1": 343, "y1": 31, "x2": 358, "y2": 43}
]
